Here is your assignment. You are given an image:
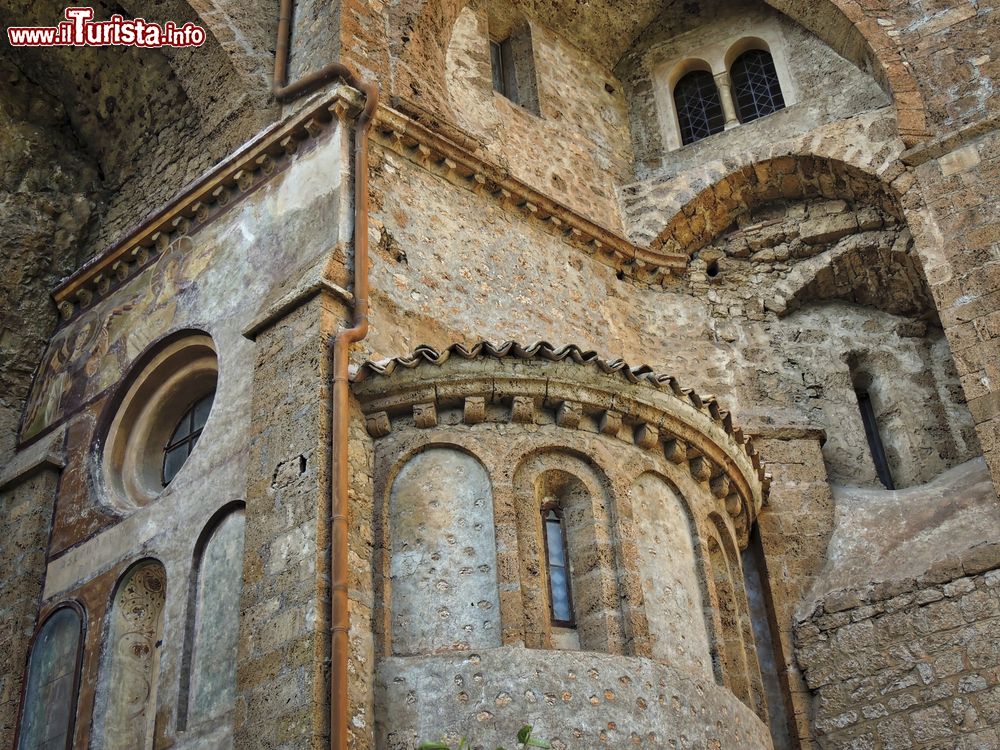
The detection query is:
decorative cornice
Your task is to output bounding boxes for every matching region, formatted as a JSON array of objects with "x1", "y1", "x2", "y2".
[
  {"x1": 54, "y1": 84, "x2": 693, "y2": 322},
  {"x1": 53, "y1": 87, "x2": 367, "y2": 324},
  {"x1": 900, "y1": 114, "x2": 1000, "y2": 167},
  {"x1": 371, "y1": 109, "x2": 689, "y2": 282},
  {"x1": 352, "y1": 341, "x2": 769, "y2": 546}
]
